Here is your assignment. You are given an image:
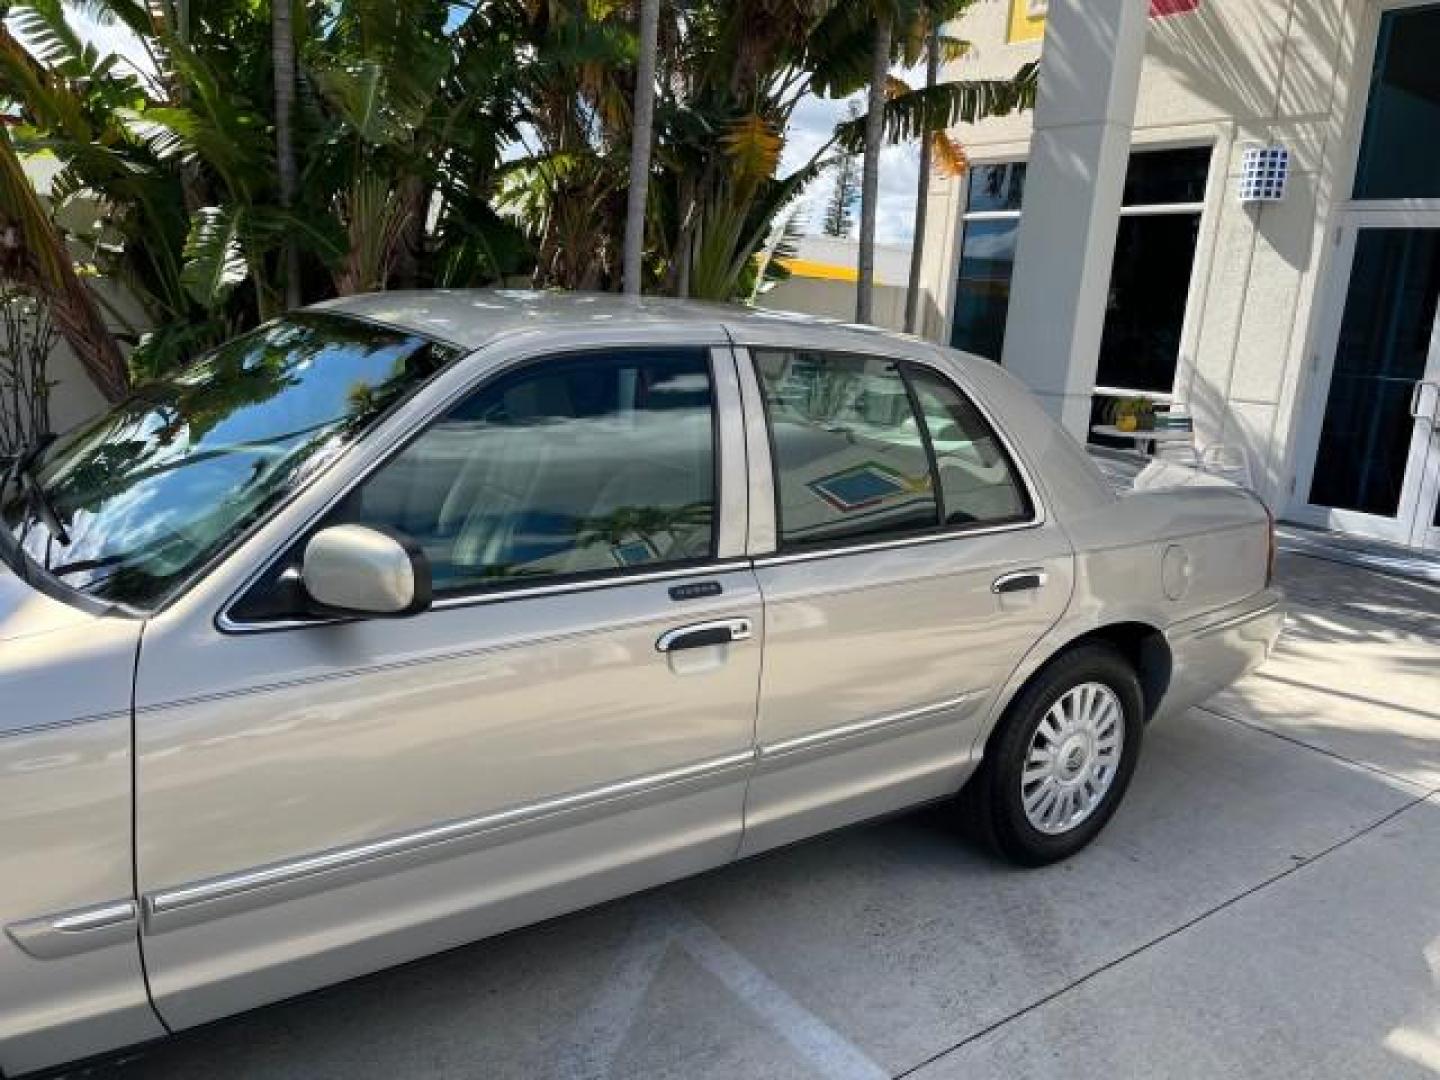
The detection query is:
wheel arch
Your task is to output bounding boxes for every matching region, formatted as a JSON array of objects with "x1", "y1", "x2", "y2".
[{"x1": 977, "y1": 619, "x2": 1173, "y2": 761}]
